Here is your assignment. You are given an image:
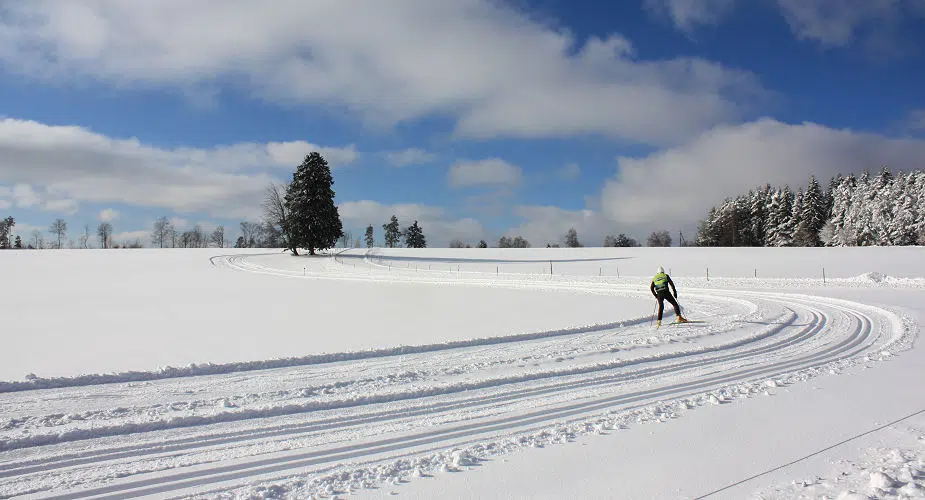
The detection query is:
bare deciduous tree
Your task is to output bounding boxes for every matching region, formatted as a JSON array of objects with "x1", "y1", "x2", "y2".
[
  {"x1": 449, "y1": 239, "x2": 466, "y2": 248},
  {"x1": 152, "y1": 217, "x2": 171, "y2": 248},
  {"x1": 49, "y1": 219, "x2": 67, "y2": 249},
  {"x1": 240, "y1": 221, "x2": 262, "y2": 248},
  {"x1": 79, "y1": 224, "x2": 91, "y2": 249},
  {"x1": 97, "y1": 223, "x2": 113, "y2": 249},
  {"x1": 210, "y1": 226, "x2": 225, "y2": 248},
  {"x1": 647, "y1": 230, "x2": 672, "y2": 247},
  {"x1": 262, "y1": 182, "x2": 291, "y2": 250}
]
